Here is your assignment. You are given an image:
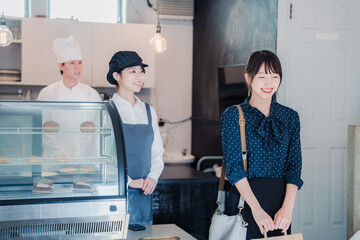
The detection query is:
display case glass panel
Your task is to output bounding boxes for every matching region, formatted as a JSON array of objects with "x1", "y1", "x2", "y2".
[{"x1": 0, "y1": 101, "x2": 125, "y2": 202}]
